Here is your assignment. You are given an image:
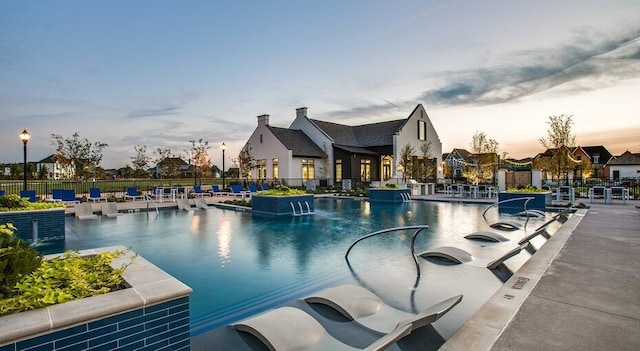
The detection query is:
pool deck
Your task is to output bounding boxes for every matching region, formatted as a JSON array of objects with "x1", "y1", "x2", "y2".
[{"x1": 68, "y1": 194, "x2": 640, "y2": 350}]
